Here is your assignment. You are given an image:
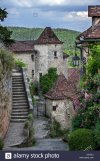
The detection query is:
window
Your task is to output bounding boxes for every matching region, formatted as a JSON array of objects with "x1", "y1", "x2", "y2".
[
  {"x1": 31, "y1": 54, "x2": 34, "y2": 61},
  {"x1": 54, "y1": 51, "x2": 58, "y2": 58},
  {"x1": 52, "y1": 105, "x2": 57, "y2": 111},
  {"x1": 39, "y1": 73, "x2": 42, "y2": 80},
  {"x1": 32, "y1": 70, "x2": 34, "y2": 77}
]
